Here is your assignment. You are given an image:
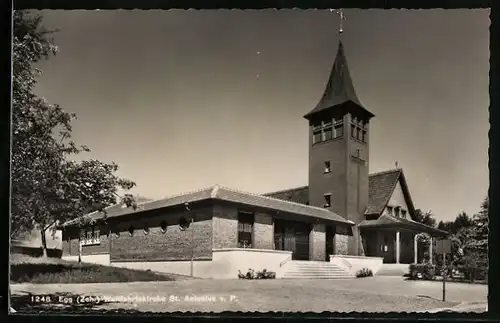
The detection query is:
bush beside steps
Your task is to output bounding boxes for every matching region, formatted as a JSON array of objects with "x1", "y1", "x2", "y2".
[
  {"x1": 355, "y1": 268, "x2": 373, "y2": 278},
  {"x1": 238, "y1": 268, "x2": 276, "y2": 279}
]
